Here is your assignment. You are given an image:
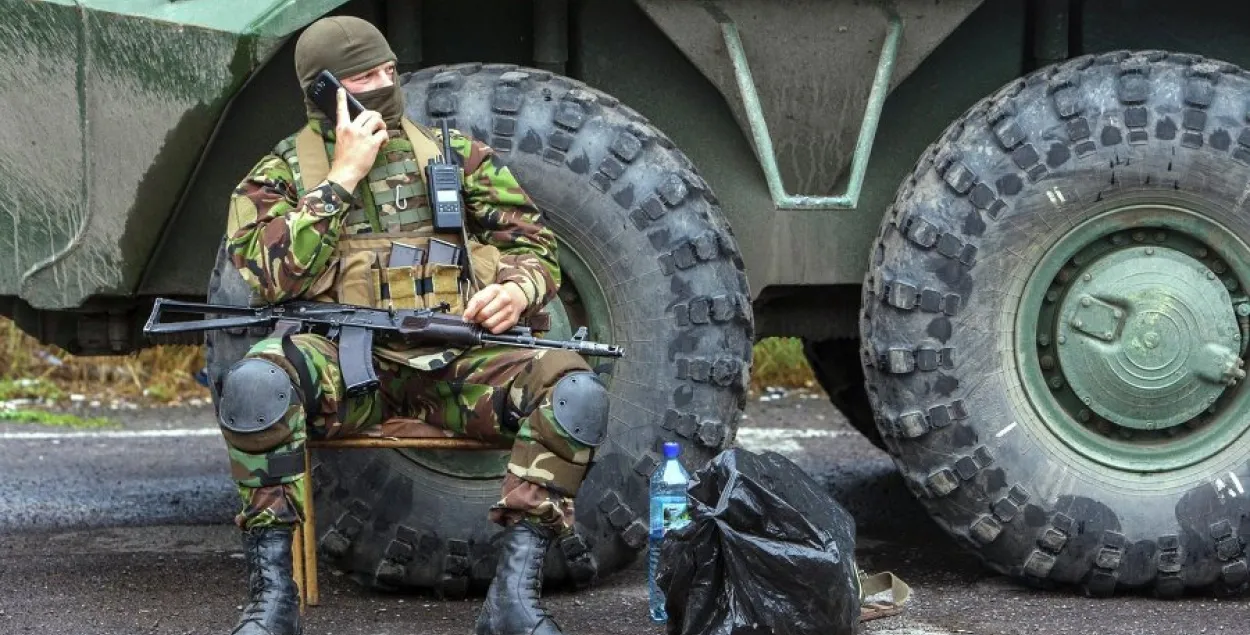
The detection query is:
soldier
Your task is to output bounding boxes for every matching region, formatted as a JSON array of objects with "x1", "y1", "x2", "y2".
[{"x1": 218, "y1": 16, "x2": 607, "y2": 635}]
